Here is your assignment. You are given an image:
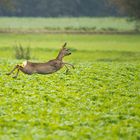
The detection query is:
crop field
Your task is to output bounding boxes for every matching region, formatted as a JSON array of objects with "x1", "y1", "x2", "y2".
[
  {"x1": 0, "y1": 17, "x2": 137, "y2": 32},
  {"x1": 0, "y1": 33, "x2": 140, "y2": 140}
]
